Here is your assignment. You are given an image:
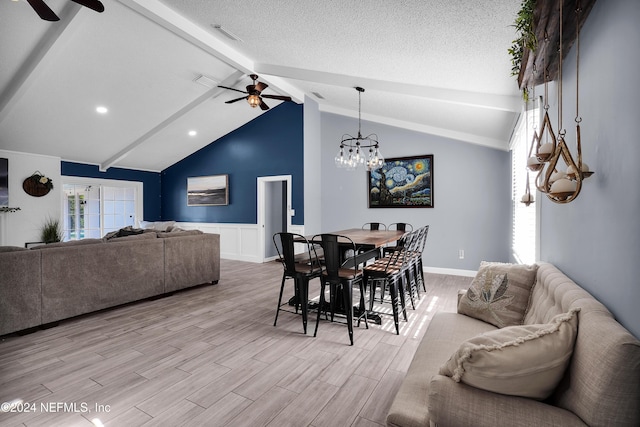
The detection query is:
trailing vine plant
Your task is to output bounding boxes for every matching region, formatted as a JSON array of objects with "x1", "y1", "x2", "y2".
[{"x1": 508, "y1": 0, "x2": 537, "y2": 100}]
